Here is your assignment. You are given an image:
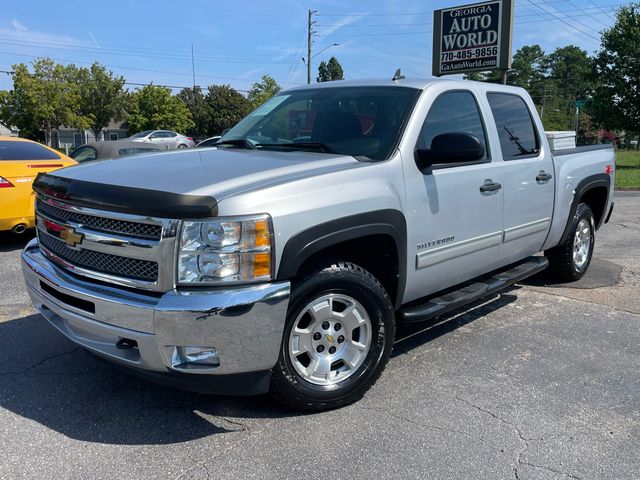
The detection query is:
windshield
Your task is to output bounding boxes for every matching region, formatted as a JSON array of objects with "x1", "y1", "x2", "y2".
[
  {"x1": 221, "y1": 86, "x2": 420, "y2": 161},
  {"x1": 130, "y1": 130, "x2": 154, "y2": 138}
]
